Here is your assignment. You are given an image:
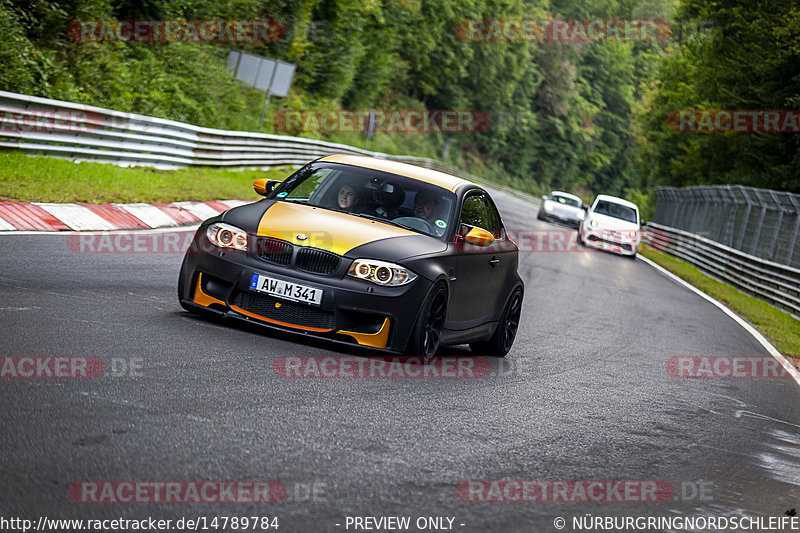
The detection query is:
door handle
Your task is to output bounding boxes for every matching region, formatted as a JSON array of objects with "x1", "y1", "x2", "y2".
[{"x1": 489, "y1": 258, "x2": 500, "y2": 267}]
